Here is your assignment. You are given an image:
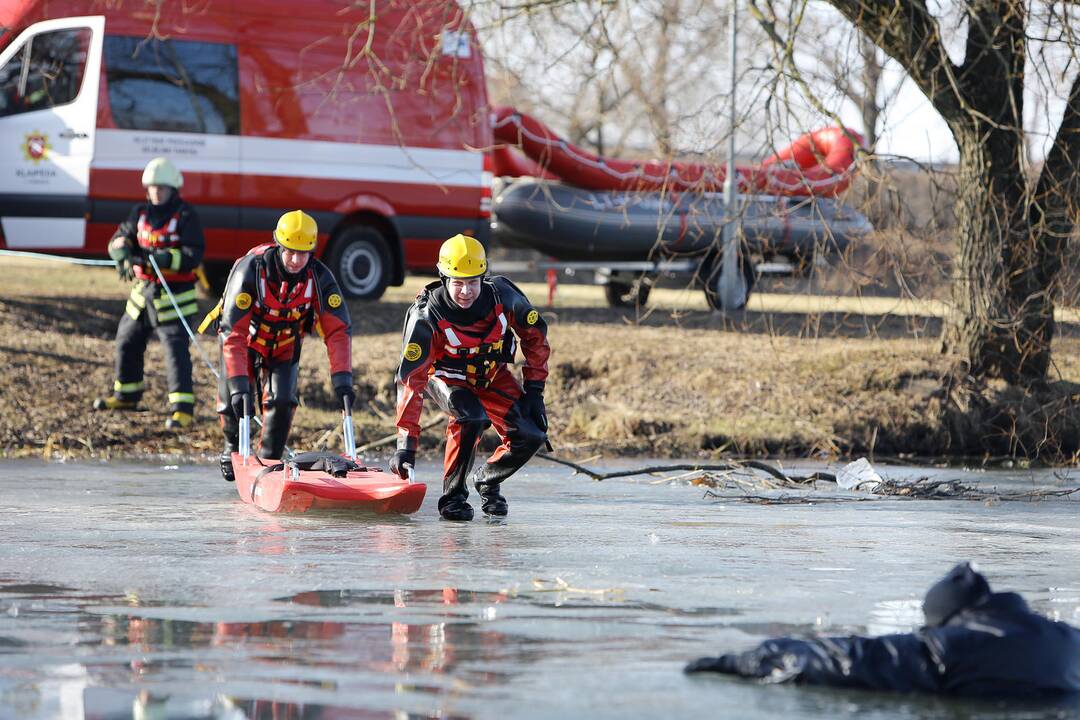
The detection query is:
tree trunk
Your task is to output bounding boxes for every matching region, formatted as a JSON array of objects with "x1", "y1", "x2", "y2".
[
  {"x1": 807, "y1": 0, "x2": 1080, "y2": 456},
  {"x1": 939, "y1": 0, "x2": 1050, "y2": 386},
  {"x1": 949, "y1": 124, "x2": 1051, "y2": 385},
  {"x1": 858, "y1": 34, "x2": 880, "y2": 153}
]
